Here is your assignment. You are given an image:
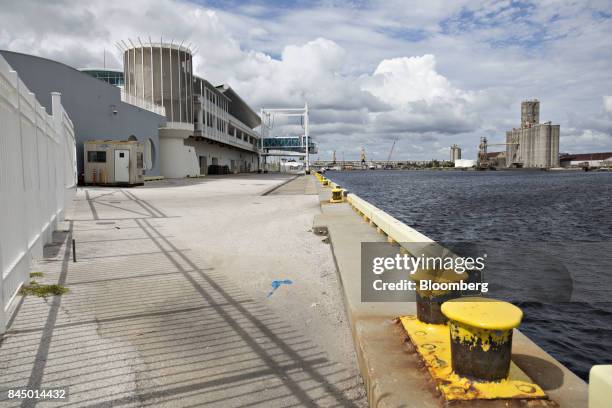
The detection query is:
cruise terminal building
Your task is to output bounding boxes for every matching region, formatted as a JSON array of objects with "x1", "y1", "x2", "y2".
[
  {"x1": 0, "y1": 39, "x2": 261, "y2": 181},
  {"x1": 119, "y1": 40, "x2": 261, "y2": 178}
]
